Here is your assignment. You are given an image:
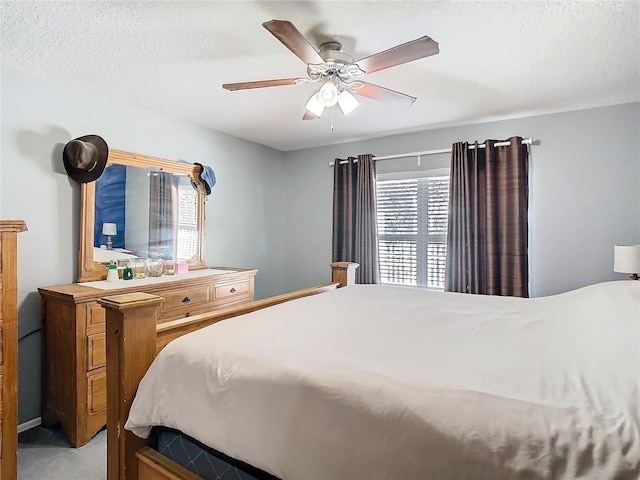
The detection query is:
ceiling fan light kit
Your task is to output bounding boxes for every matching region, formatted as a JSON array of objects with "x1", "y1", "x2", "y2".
[
  {"x1": 304, "y1": 84, "x2": 360, "y2": 118},
  {"x1": 222, "y1": 20, "x2": 439, "y2": 123}
]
